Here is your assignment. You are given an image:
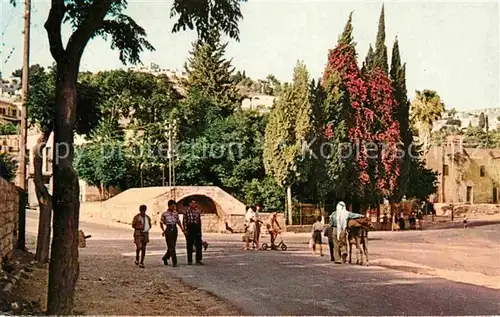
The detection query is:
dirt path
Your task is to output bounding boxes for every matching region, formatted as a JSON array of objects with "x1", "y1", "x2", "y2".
[{"x1": 14, "y1": 242, "x2": 241, "y2": 315}]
